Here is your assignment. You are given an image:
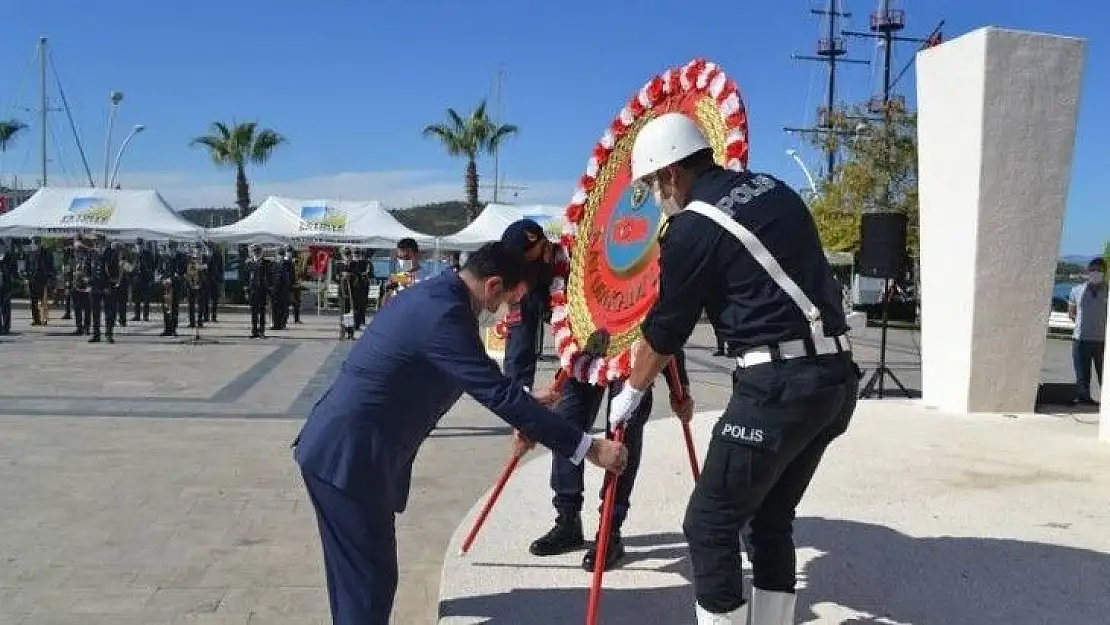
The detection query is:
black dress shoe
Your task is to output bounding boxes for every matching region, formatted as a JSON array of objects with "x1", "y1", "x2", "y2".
[{"x1": 529, "y1": 514, "x2": 585, "y2": 557}]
